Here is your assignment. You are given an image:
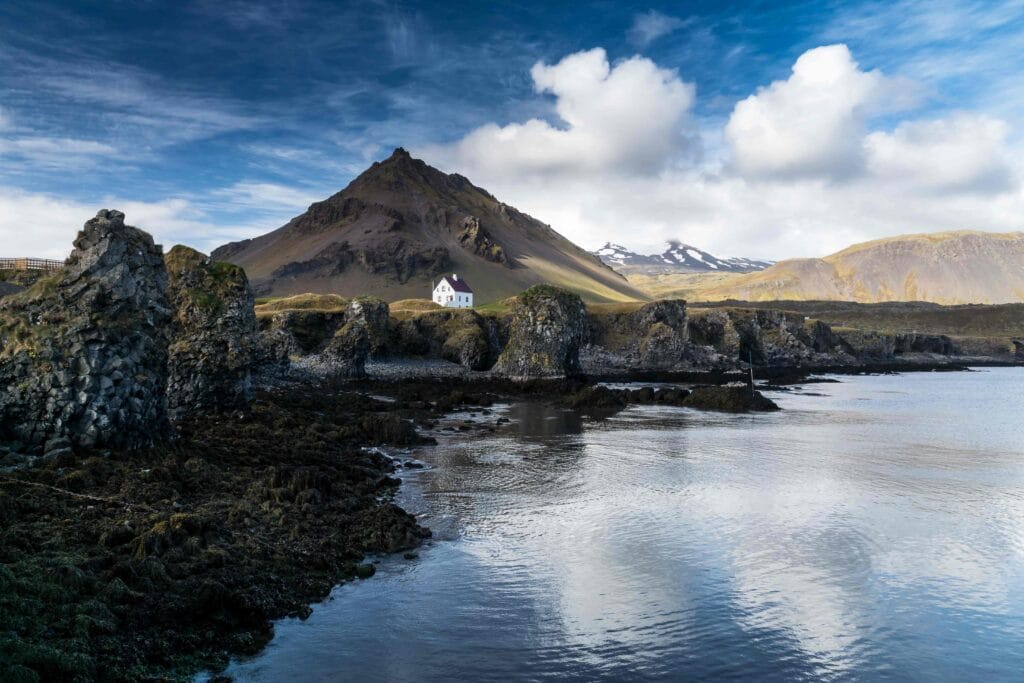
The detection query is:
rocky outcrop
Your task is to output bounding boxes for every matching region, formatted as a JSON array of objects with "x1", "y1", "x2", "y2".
[
  {"x1": 389, "y1": 309, "x2": 503, "y2": 370},
  {"x1": 458, "y1": 216, "x2": 508, "y2": 265},
  {"x1": 346, "y1": 296, "x2": 390, "y2": 358},
  {"x1": 682, "y1": 385, "x2": 780, "y2": 412},
  {"x1": 164, "y1": 246, "x2": 258, "y2": 420},
  {"x1": 841, "y1": 330, "x2": 957, "y2": 361},
  {"x1": 0, "y1": 210, "x2": 172, "y2": 453},
  {"x1": 682, "y1": 308, "x2": 858, "y2": 369},
  {"x1": 493, "y1": 285, "x2": 588, "y2": 378},
  {"x1": 586, "y1": 300, "x2": 689, "y2": 371},
  {"x1": 324, "y1": 319, "x2": 370, "y2": 378},
  {"x1": 1014, "y1": 339, "x2": 1024, "y2": 360},
  {"x1": 319, "y1": 298, "x2": 389, "y2": 378}
]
